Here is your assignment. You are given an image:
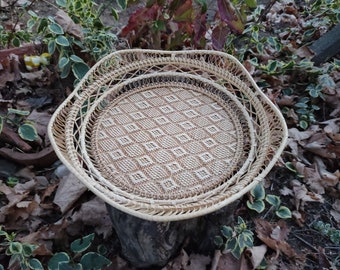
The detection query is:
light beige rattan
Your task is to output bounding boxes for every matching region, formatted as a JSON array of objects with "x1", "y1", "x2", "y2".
[{"x1": 48, "y1": 49, "x2": 288, "y2": 221}]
